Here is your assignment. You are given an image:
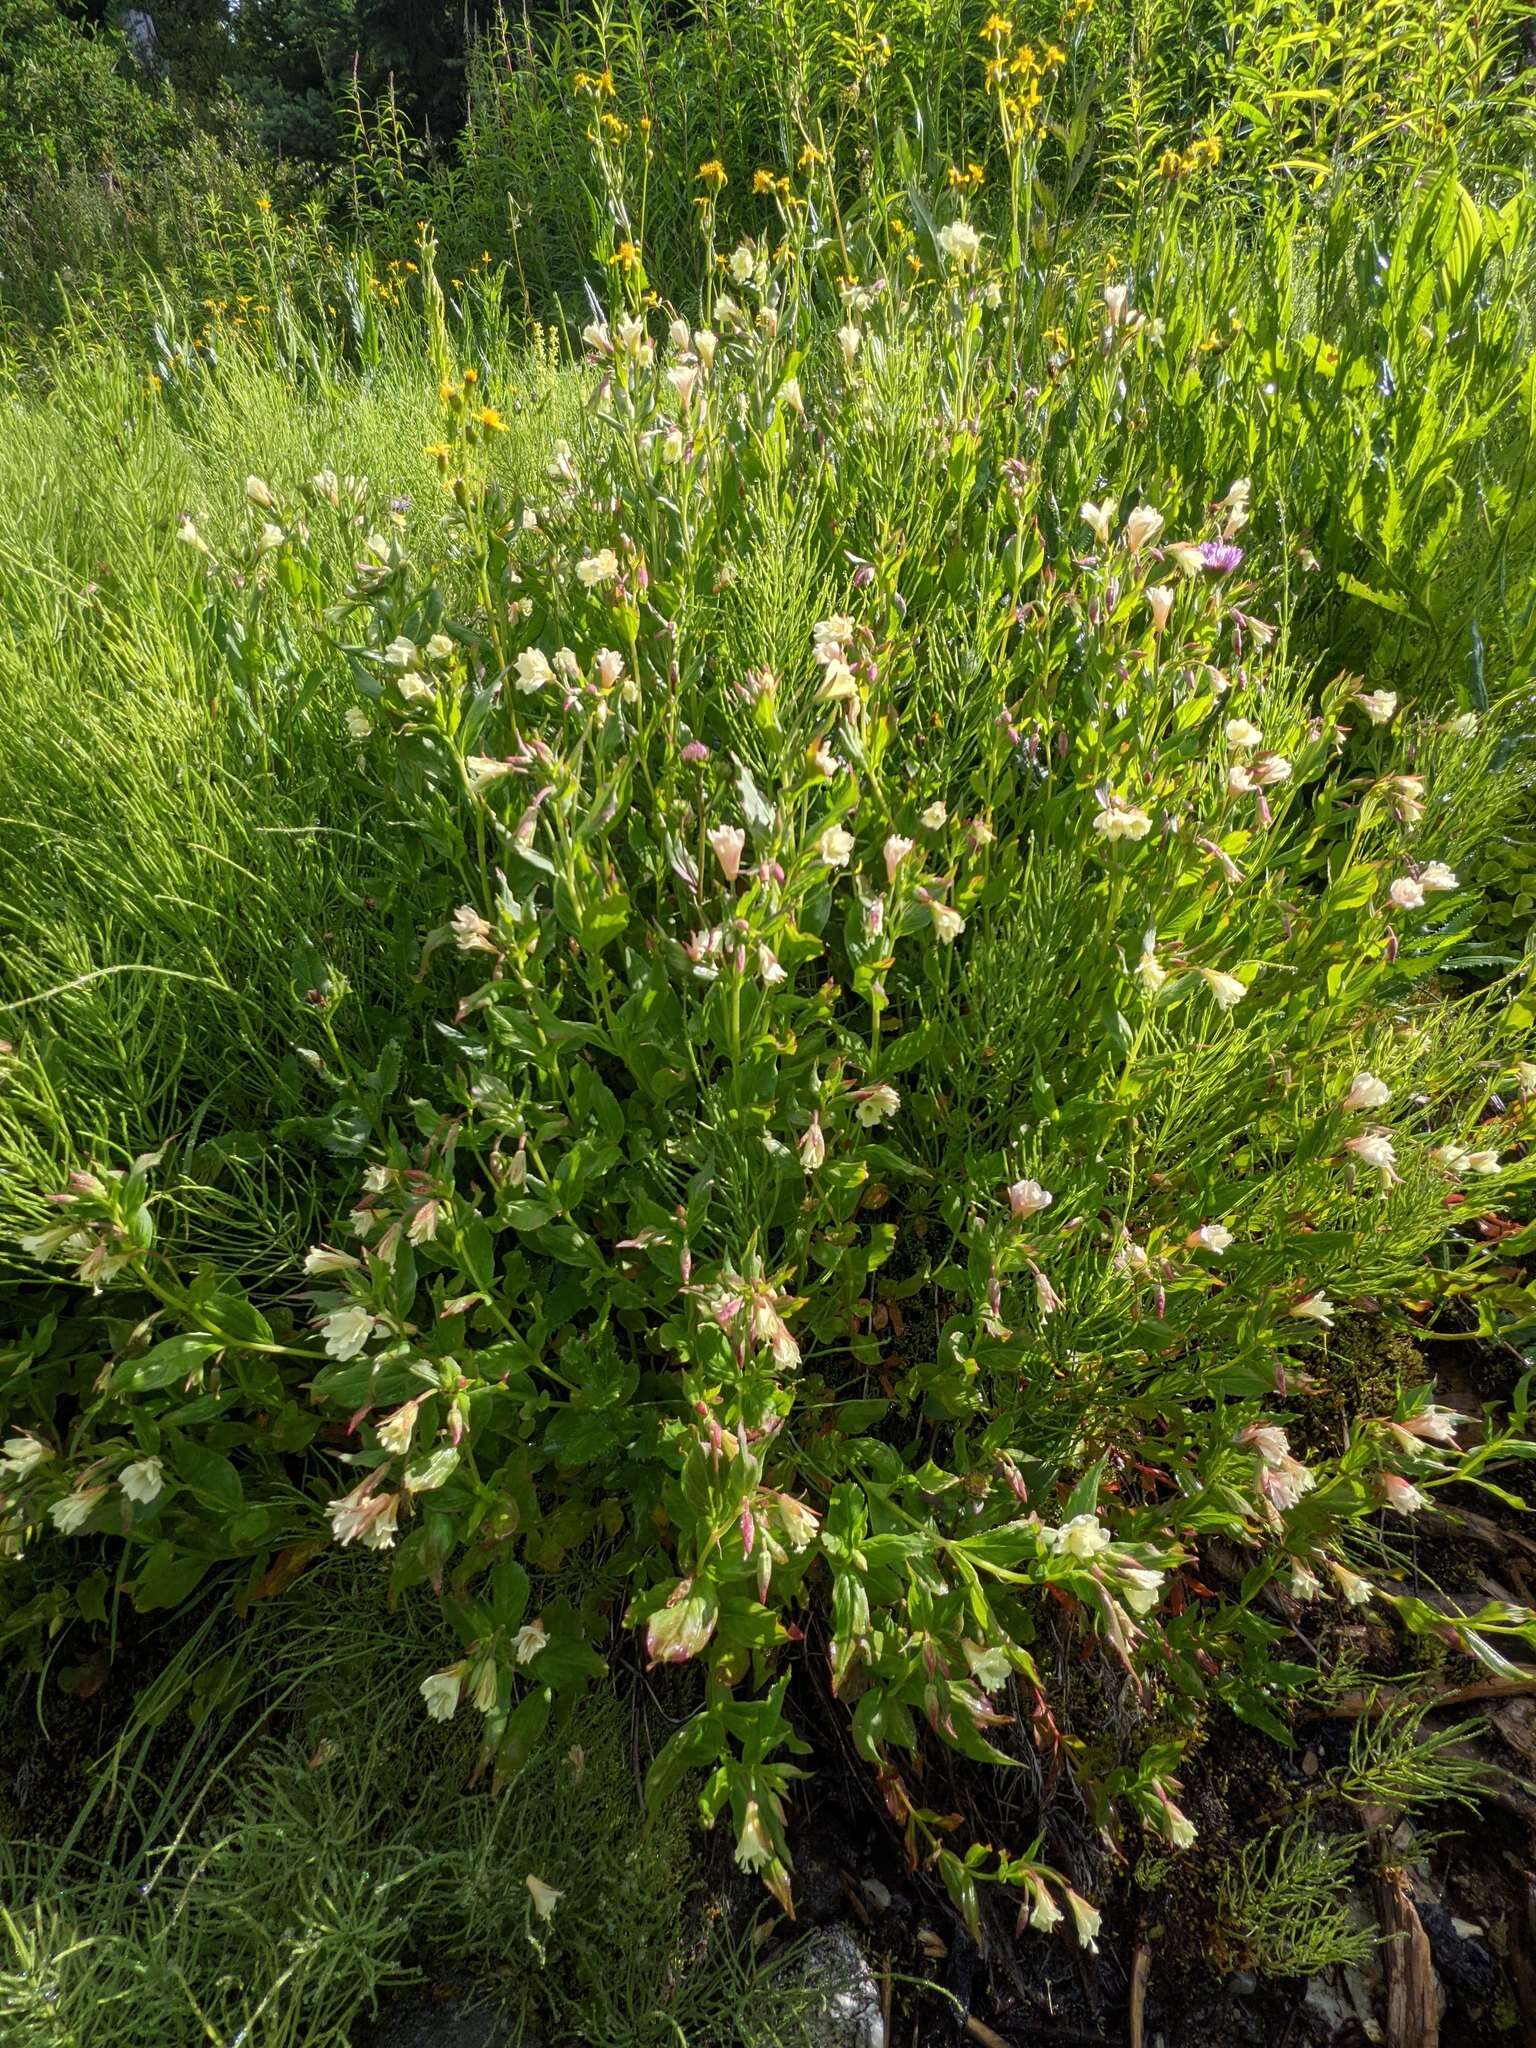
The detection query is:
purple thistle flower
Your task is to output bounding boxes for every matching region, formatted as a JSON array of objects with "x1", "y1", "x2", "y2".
[{"x1": 1199, "y1": 540, "x2": 1244, "y2": 573}]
